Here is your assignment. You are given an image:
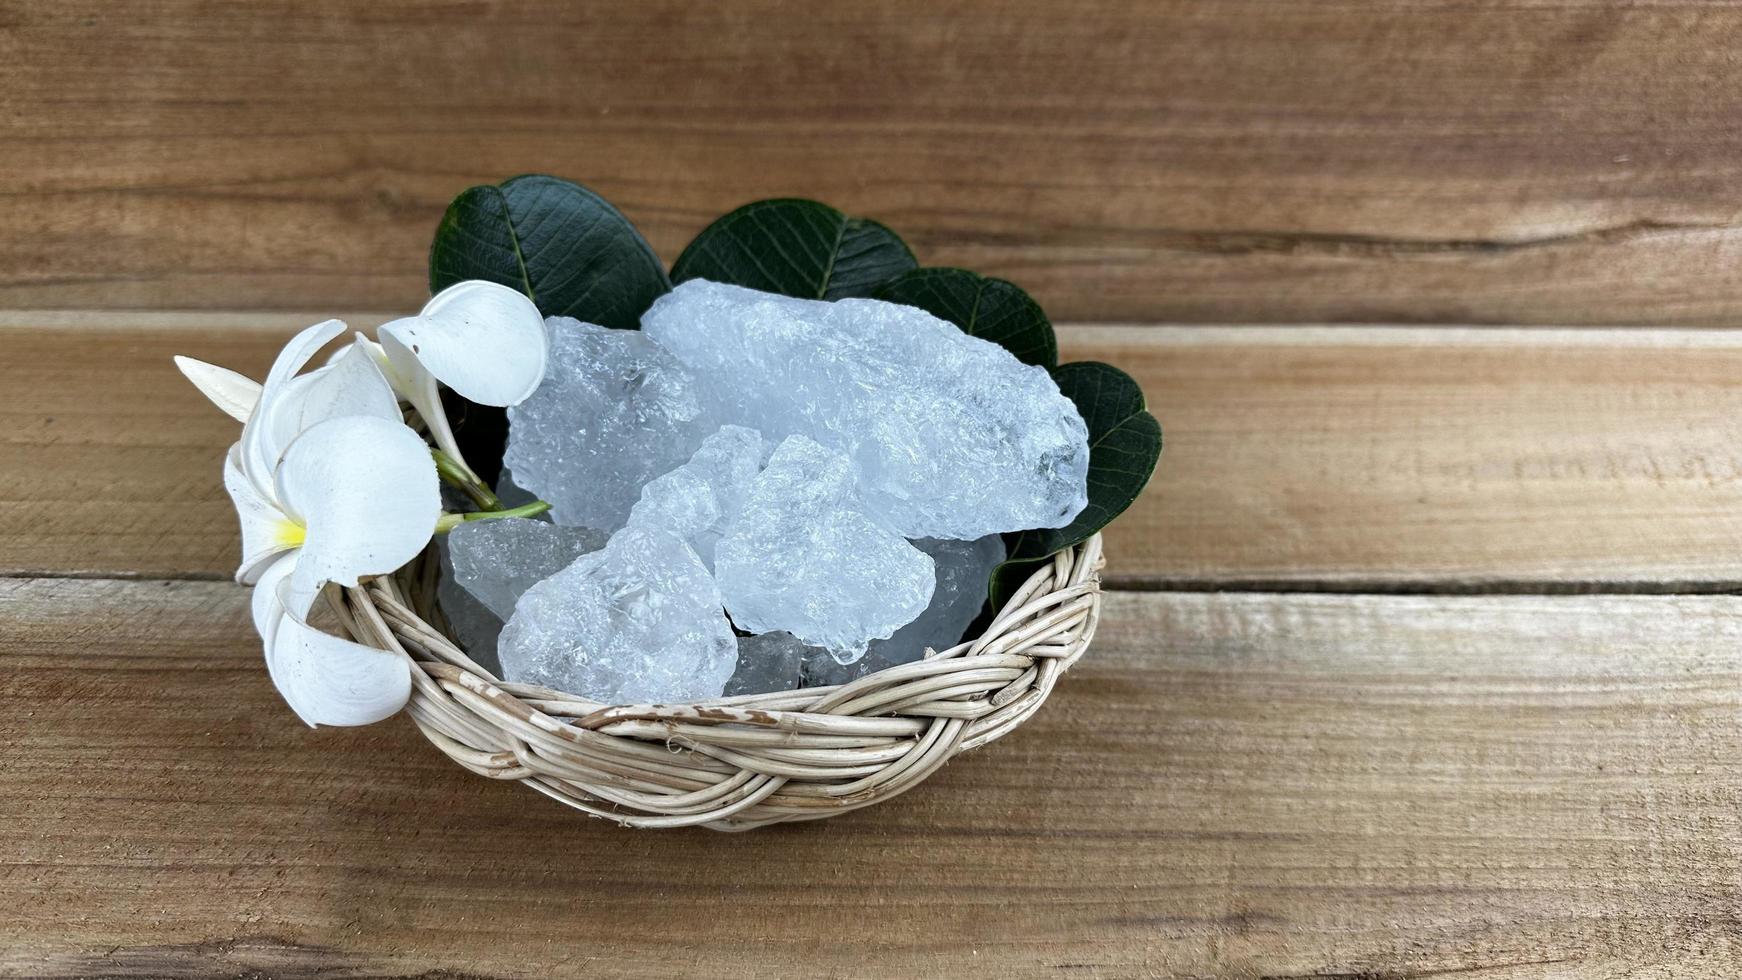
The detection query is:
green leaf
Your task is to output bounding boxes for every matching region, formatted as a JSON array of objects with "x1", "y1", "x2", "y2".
[
  {"x1": 429, "y1": 175, "x2": 670, "y2": 481},
  {"x1": 671, "y1": 198, "x2": 917, "y2": 300},
  {"x1": 990, "y1": 361, "x2": 1162, "y2": 608},
  {"x1": 875, "y1": 268, "x2": 1057, "y2": 367},
  {"x1": 429, "y1": 174, "x2": 670, "y2": 330}
]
